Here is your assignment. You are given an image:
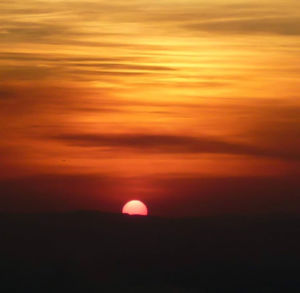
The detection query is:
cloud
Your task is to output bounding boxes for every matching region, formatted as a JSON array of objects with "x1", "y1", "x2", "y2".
[
  {"x1": 0, "y1": 84, "x2": 118, "y2": 117},
  {"x1": 0, "y1": 89, "x2": 17, "y2": 99},
  {"x1": 0, "y1": 51, "x2": 175, "y2": 83},
  {"x1": 69, "y1": 63, "x2": 175, "y2": 72},
  {"x1": 0, "y1": 65, "x2": 62, "y2": 81},
  {"x1": 186, "y1": 16, "x2": 300, "y2": 36},
  {"x1": 52, "y1": 132, "x2": 300, "y2": 160},
  {"x1": 2, "y1": 0, "x2": 299, "y2": 49},
  {"x1": 0, "y1": 52, "x2": 136, "y2": 63}
]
